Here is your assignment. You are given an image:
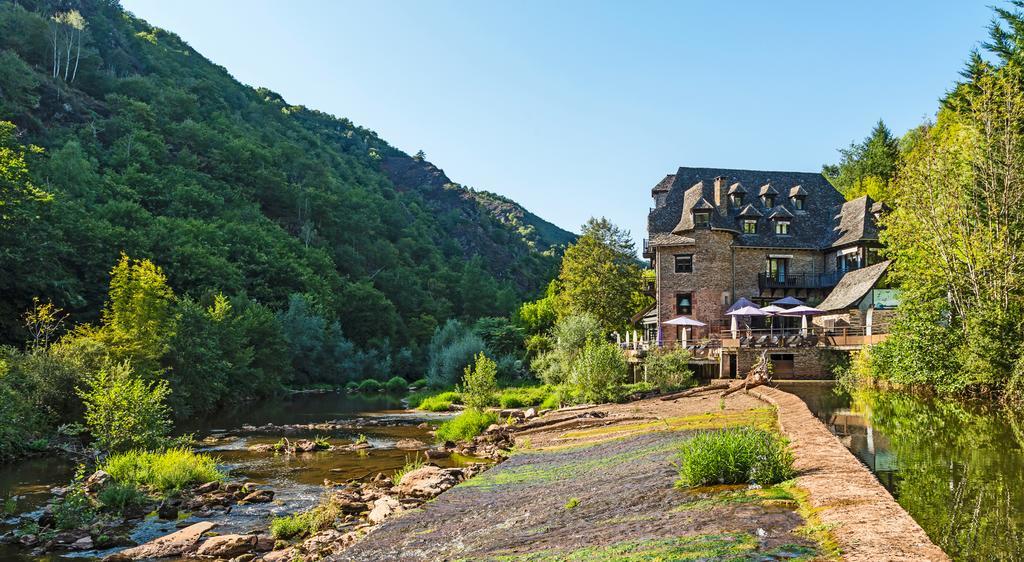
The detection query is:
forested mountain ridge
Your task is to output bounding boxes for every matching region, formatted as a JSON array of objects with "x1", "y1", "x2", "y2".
[{"x1": 0, "y1": 0, "x2": 573, "y2": 354}]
